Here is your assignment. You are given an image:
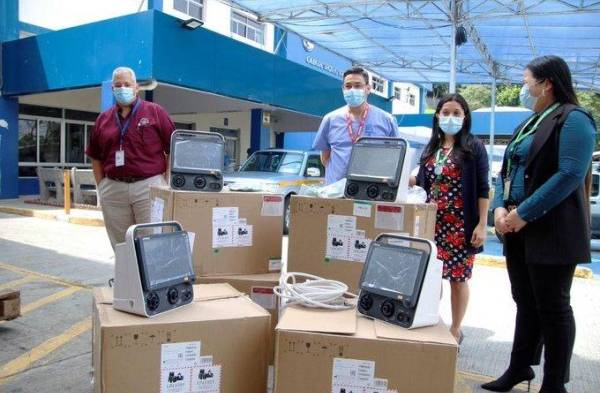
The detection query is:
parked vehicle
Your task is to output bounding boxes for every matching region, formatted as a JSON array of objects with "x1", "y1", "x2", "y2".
[{"x1": 224, "y1": 149, "x2": 325, "y2": 233}]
